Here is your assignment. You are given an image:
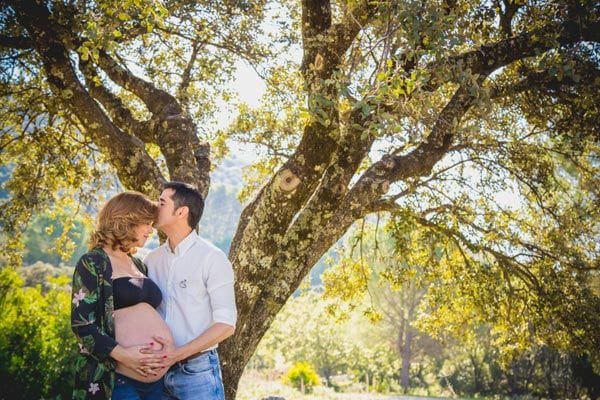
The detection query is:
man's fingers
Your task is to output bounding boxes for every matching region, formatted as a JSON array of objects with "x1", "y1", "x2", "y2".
[
  {"x1": 143, "y1": 362, "x2": 166, "y2": 369},
  {"x1": 140, "y1": 355, "x2": 164, "y2": 364}
]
